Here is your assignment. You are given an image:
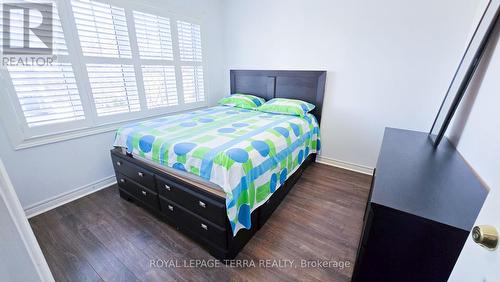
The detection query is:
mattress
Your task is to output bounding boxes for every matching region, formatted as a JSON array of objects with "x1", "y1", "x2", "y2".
[
  {"x1": 114, "y1": 105, "x2": 320, "y2": 235},
  {"x1": 122, "y1": 148, "x2": 226, "y2": 198}
]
